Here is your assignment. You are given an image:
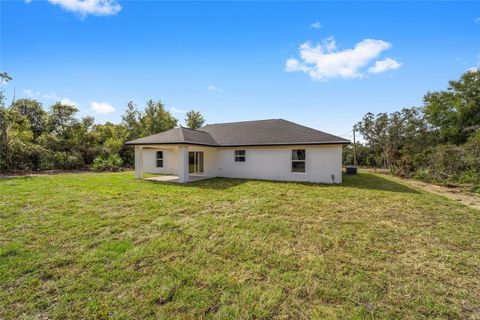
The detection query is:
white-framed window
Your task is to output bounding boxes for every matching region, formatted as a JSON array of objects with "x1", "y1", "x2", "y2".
[
  {"x1": 235, "y1": 150, "x2": 246, "y2": 162},
  {"x1": 291, "y1": 149, "x2": 305, "y2": 172},
  {"x1": 156, "y1": 151, "x2": 163, "y2": 168}
]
